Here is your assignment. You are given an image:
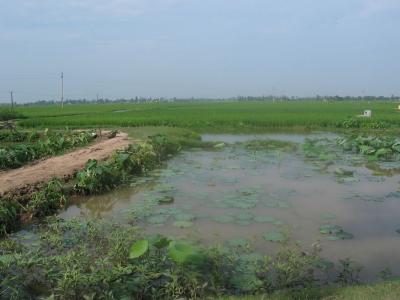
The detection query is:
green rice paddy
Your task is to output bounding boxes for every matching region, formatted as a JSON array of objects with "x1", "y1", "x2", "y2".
[{"x1": 14, "y1": 101, "x2": 400, "y2": 130}]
